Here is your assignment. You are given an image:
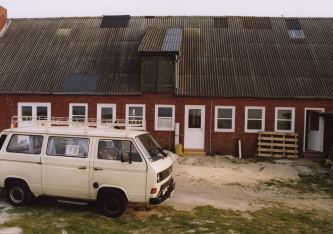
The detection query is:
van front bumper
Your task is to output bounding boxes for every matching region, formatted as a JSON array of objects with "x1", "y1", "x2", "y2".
[{"x1": 149, "y1": 178, "x2": 175, "y2": 205}]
